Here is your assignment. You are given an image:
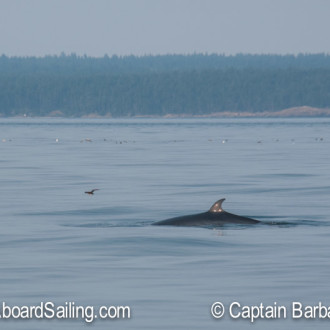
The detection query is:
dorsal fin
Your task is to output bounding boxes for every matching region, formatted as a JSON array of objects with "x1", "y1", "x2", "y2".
[{"x1": 209, "y1": 198, "x2": 225, "y2": 213}]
